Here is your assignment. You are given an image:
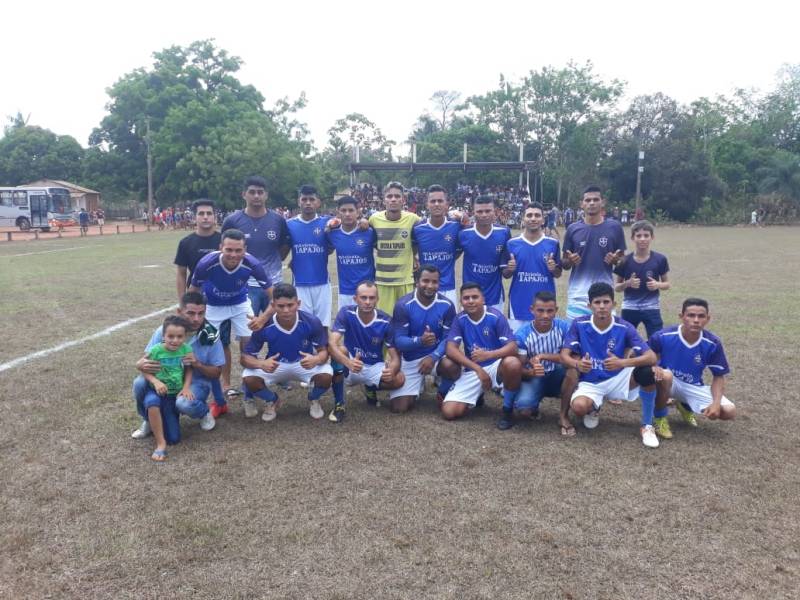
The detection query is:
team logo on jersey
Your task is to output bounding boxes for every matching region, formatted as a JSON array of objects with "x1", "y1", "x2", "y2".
[
  {"x1": 267, "y1": 230, "x2": 277, "y2": 240},
  {"x1": 313, "y1": 227, "x2": 322, "y2": 236},
  {"x1": 694, "y1": 353, "x2": 702, "y2": 365},
  {"x1": 646, "y1": 270, "x2": 654, "y2": 279},
  {"x1": 444, "y1": 234, "x2": 453, "y2": 242},
  {"x1": 400, "y1": 230, "x2": 409, "y2": 238},
  {"x1": 607, "y1": 339, "x2": 616, "y2": 351},
  {"x1": 372, "y1": 336, "x2": 381, "y2": 346},
  {"x1": 437, "y1": 319, "x2": 444, "y2": 328},
  {"x1": 495, "y1": 245, "x2": 503, "y2": 254},
  {"x1": 236, "y1": 279, "x2": 245, "y2": 287},
  {"x1": 356, "y1": 238, "x2": 365, "y2": 246},
  {"x1": 599, "y1": 236, "x2": 608, "y2": 248},
  {"x1": 483, "y1": 327, "x2": 491, "y2": 337}
]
